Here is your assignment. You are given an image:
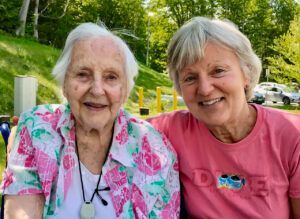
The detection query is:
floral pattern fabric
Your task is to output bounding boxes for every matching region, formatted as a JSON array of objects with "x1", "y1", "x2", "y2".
[{"x1": 1, "y1": 104, "x2": 180, "y2": 218}]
